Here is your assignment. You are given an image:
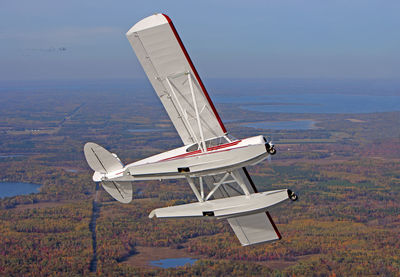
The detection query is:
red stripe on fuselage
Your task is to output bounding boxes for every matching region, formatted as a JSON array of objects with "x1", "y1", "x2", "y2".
[
  {"x1": 161, "y1": 14, "x2": 227, "y2": 134},
  {"x1": 160, "y1": 140, "x2": 241, "y2": 162}
]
